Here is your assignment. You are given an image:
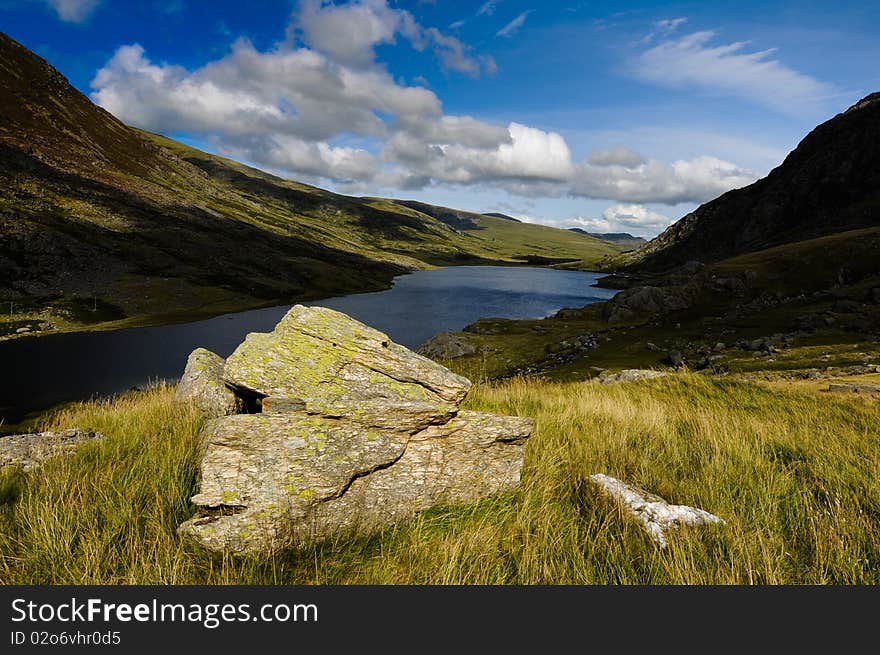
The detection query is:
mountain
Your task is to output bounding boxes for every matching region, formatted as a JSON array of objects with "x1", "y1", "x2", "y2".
[
  {"x1": 569, "y1": 229, "x2": 647, "y2": 249},
  {"x1": 632, "y1": 93, "x2": 880, "y2": 271},
  {"x1": 0, "y1": 33, "x2": 622, "y2": 338}
]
